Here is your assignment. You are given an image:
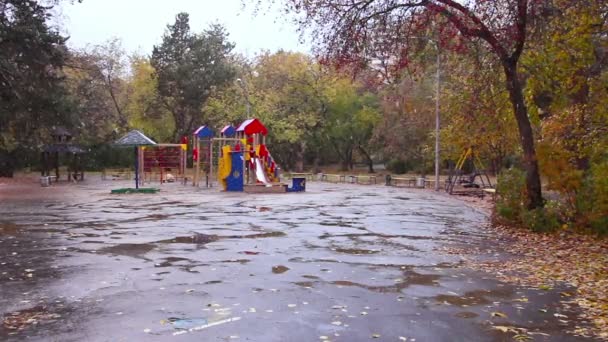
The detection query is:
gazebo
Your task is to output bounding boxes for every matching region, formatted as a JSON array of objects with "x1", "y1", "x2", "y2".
[
  {"x1": 113, "y1": 129, "x2": 157, "y2": 190},
  {"x1": 41, "y1": 127, "x2": 86, "y2": 181}
]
